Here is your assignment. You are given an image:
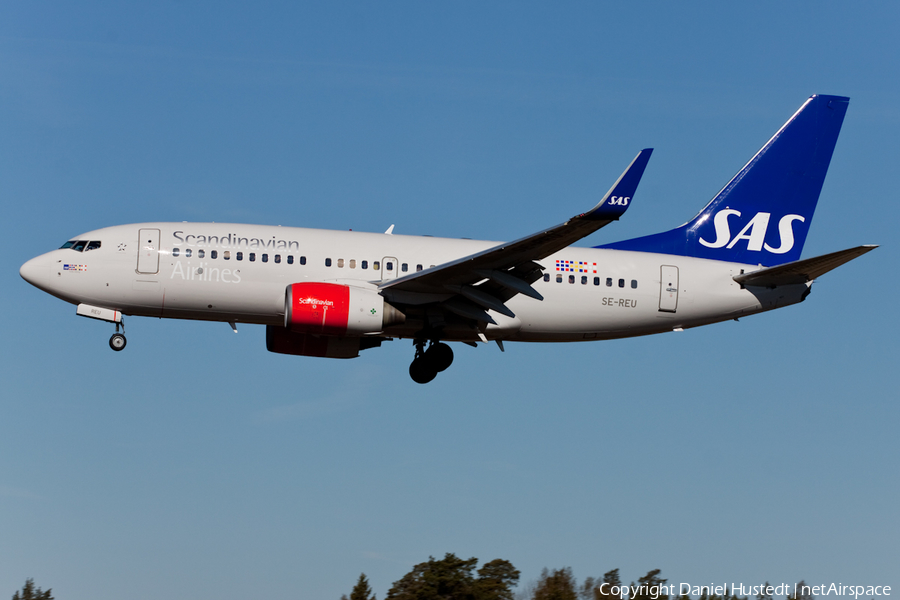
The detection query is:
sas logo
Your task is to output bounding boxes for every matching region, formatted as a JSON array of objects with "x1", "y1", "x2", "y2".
[
  {"x1": 608, "y1": 196, "x2": 630, "y2": 206},
  {"x1": 699, "y1": 210, "x2": 805, "y2": 254}
]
